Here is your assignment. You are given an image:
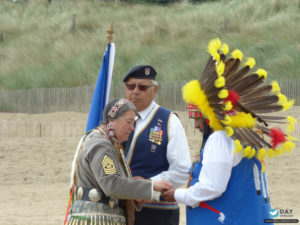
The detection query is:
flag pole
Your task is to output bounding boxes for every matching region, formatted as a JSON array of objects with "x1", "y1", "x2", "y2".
[
  {"x1": 85, "y1": 23, "x2": 115, "y2": 132},
  {"x1": 107, "y1": 22, "x2": 114, "y2": 44},
  {"x1": 104, "y1": 22, "x2": 115, "y2": 108},
  {"x1": 63, "y1": 23, "x2": 115, "y2": 225}
]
